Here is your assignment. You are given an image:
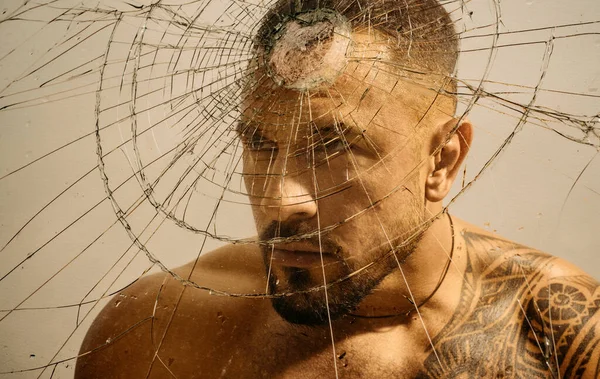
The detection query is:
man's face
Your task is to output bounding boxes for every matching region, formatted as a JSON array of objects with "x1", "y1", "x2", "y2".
[{"x1": 240, "y1": 34, "x2": 453, "y2": 325}]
